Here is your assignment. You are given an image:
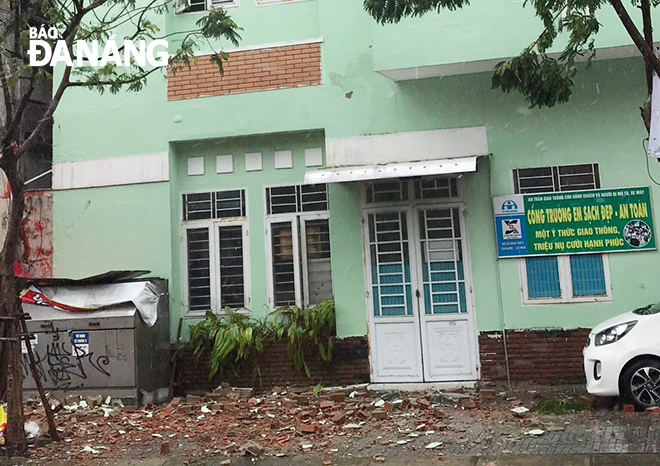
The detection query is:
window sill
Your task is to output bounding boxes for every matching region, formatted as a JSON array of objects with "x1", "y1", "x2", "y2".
[{"x1": 522, "y1": 296, "x2": 613, "y2": 306}]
